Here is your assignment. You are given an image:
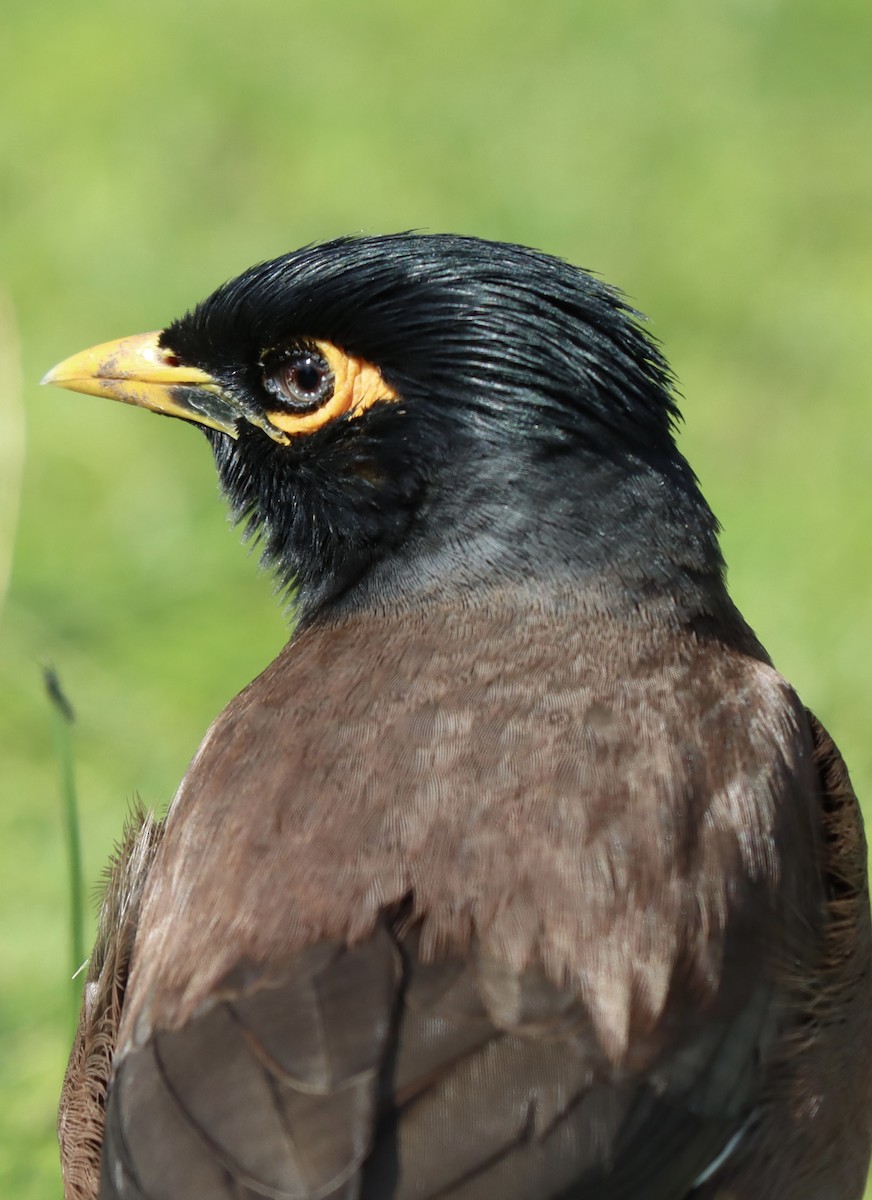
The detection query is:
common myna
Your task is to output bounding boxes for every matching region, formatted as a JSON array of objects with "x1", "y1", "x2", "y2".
[{"x1": 45, "y1": 234, "x2": 872, "y2": 1199}]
